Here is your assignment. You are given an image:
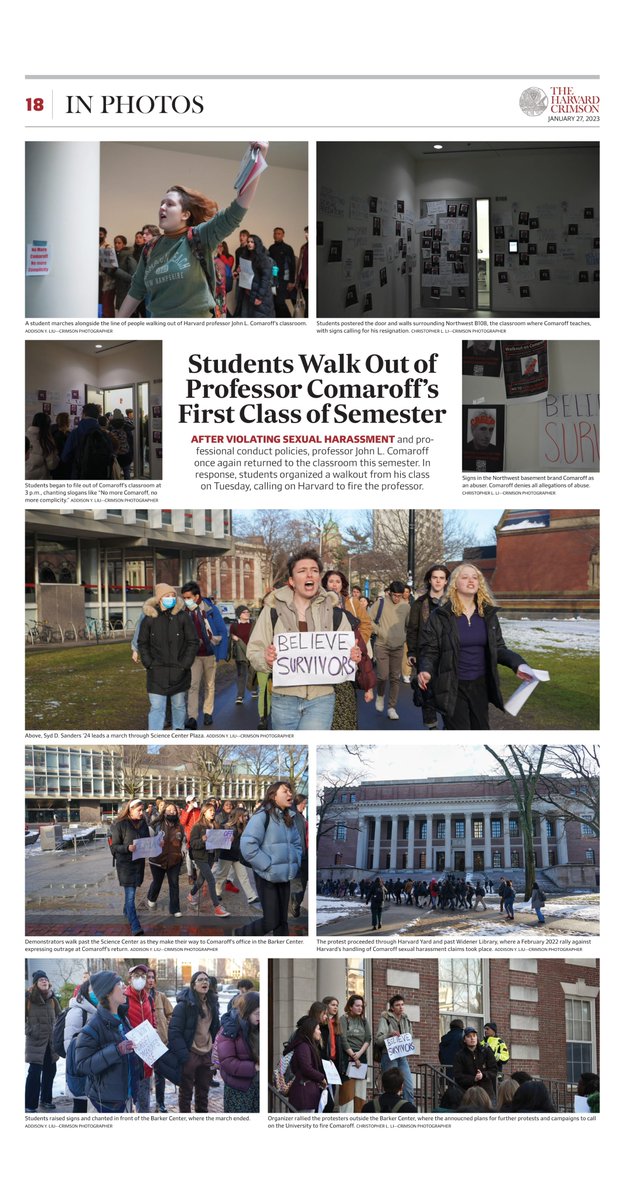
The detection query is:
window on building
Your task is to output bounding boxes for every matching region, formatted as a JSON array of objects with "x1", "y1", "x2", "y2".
[
  {"x1": 436, "y1": 820, "x2": 445, "y2": 839},
  {"x1": 384, "y1": 819, "x2": 393, "y2": 839},
  {"x1": 565, "y1": 998, "x2": 593, "y2": 1084},
  {"x1": 511, "y1": 850, "x2": 521, "y2": 868},
  {"x1": 491, "y1": 818, "x2": 502, "y2": 838},
  {"x1": 439, "y1": 958, "x2": 485, "y2": 1039},
  {"x1": 580, "y1": 823, "x2": 596, "y2": 837},
  {"x1": 509, "y1": 817, "x2": 519, "y2": 836},
  {"x1": 492, "y1": 850, "x2": 502, "y2": 868},
  {"x1": 545, "y1": 819, "x2": 555, "y2": 837},
  {"x1": 335, "y1": 823, "x2": 347, "y2": 842},
  {"x1": 350, "y1": 793, "x2": 357, "y2": 804},
  {"x1": 419, "y1": 820, "x2": 427, "y2": 839},
  {"x1": 454, "y1": 819, "x2": 465, "y2": 838},
  {"x1": 334, "y1": 853, "x2": 343, "y2": 866},
  {"x1": 347, "y1": 958, "x2": 364, "y2": 998},
  {"x1": 585, "y1": 848, "x2": 595, "y2": 864},
  {"x1": 418, "y1": 851, "x2": 426, "y2": 868},
  {"x1": 401, "y1": 819, "x2": 409, "y2": 840},
  {"x1": 473, "y1": 819, "x2": 484, "y2": 839},
  {"x1": 37, "y1": 538, "x2": 78, "y2": 585}
]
